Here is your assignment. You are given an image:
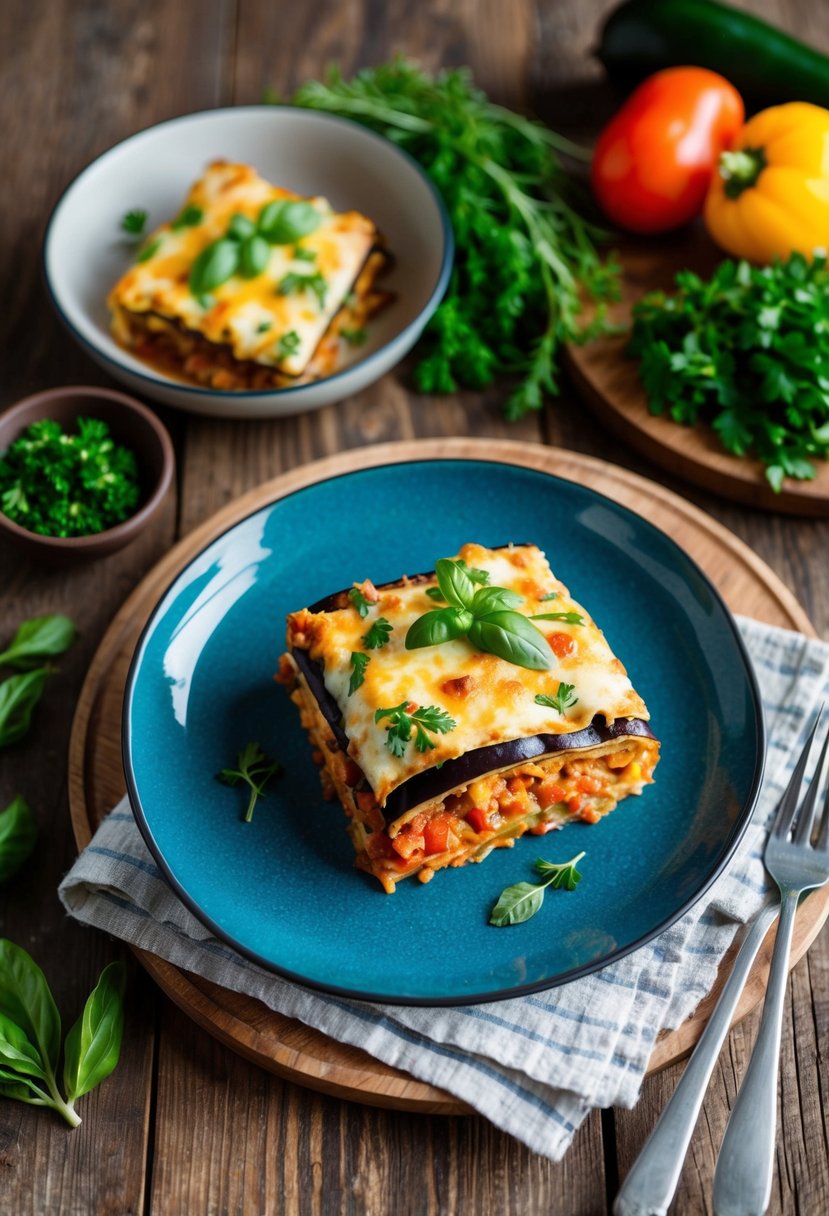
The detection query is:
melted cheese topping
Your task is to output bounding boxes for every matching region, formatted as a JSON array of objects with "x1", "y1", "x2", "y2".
[
  {"x1": 291, "y1": 543, "x2": 649, "y2": 807},
  {"x1": 108, "y1": 161, "x2": 380, "y2": 375}
]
